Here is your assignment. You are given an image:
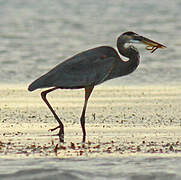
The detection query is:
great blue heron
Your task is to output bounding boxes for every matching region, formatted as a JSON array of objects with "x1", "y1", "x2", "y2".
[{"x1": 28, "y1": 31, "x2": 166, "y2": 142}]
